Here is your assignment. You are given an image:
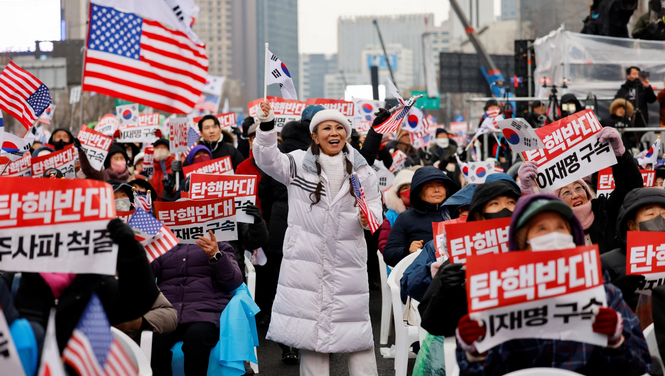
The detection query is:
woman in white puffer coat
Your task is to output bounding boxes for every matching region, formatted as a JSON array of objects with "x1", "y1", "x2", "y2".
[{"x1": 254, "y1": 101, "x2": 383, "y2": 376}]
